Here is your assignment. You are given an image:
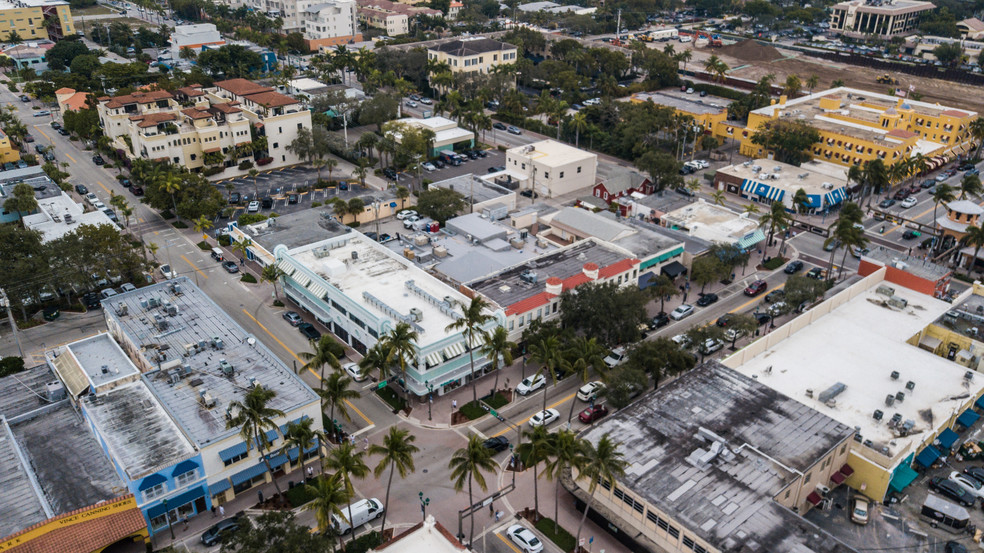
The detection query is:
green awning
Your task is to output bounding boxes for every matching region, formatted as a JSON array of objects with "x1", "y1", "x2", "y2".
[
  {"x1": 736, "y1": 229, "x2": 765, "y2": 250},
  {"x1": 889, "y1": 463, "x2": 919, "y2": 493}
]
